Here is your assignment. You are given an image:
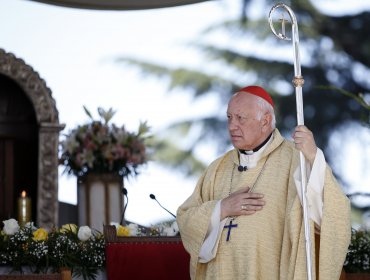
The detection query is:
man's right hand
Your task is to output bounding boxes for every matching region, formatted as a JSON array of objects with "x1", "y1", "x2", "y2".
[{"x1": 220, "y1": 186, "x2": 265, "y2": 220}]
